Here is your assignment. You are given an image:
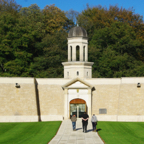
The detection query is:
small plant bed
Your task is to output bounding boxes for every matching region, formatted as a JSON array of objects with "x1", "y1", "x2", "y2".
[
  {"x1": 97, "y1": 122, "x2": 144, "y2": 144},
  {"x1": 0, "y1": 121, "x2": 61, "y2": 144}
]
